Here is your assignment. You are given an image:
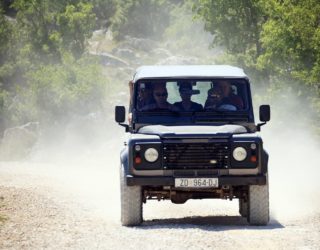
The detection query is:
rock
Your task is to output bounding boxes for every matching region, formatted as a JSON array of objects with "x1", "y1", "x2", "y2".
[
  {"x1": 112, "y1": 48, "x2": 136, "y2": 60},
  {"x1": 156, "y1": 55, "x2": 199, "y2": 65},
  {"x1": 92, "y1": 29, "x2": 106, "y2": 38},
  {"x1": 151, "y1": 48, "x2": 172, "y2": 59},
  {"x1": 121, "y1": 36, "x2": 158, "y2": 52},
  {"x1": 95, "y1": 52, "x2": 129, "y2": 67},
  {"x1": 0, "y1": 122, "x2": 40, "y2": 160}
]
